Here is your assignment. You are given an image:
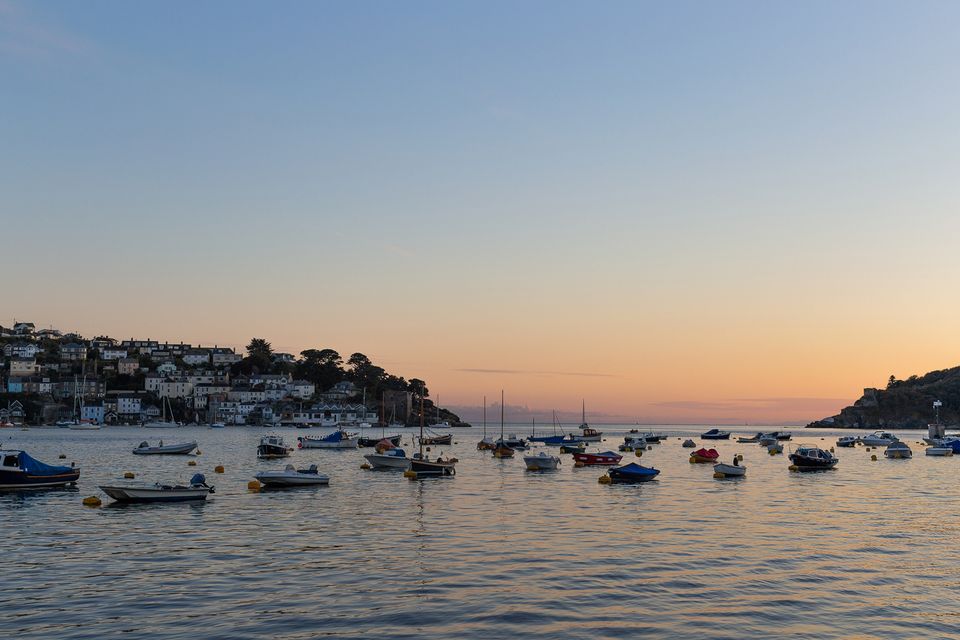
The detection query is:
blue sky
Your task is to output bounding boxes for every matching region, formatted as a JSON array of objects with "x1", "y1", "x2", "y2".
[{"x1": 4, "y1": 1, "x2": 960, "y2": 421}]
